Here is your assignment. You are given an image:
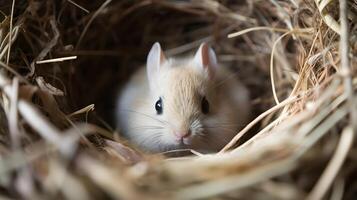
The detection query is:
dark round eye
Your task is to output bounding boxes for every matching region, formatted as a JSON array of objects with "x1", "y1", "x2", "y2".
[
  {"x1": 155, "y1": 97, "x2": 163, "y2": 115},
  {"x1": 201, "y1": 96, "x2": 209, "y2": 114}
]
